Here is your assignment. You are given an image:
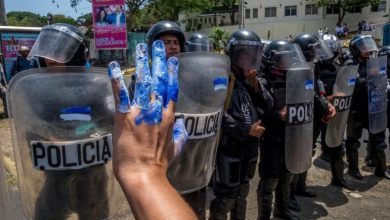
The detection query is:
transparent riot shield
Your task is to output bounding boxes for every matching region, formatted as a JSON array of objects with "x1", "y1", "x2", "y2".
[
  {"x1": 325, "y1": 65, "x2": 358, "y2": 147},
  {"x1": 285, "y1": 64, "x2": 314, "y2": 174},
  {"x1": 167, "y1": 52, "x2": 230, "y2": 194},
  {"x1": 367, "y1": 56, "x2": 388, "y2": 134},
  {"x1": 5, "y1": 67, "x2": 126, "y2": 220}
]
